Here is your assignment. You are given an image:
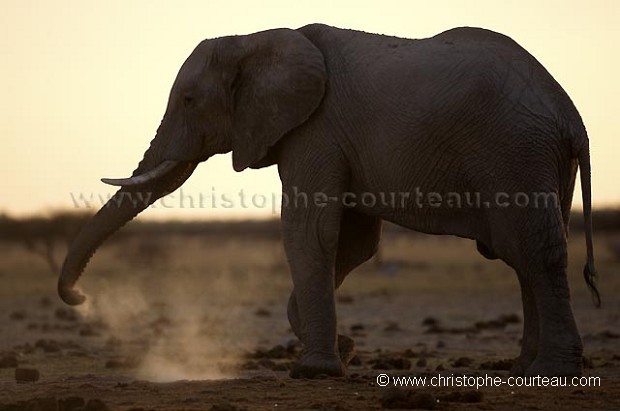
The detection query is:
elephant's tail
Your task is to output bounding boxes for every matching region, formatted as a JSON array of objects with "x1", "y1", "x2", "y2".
[{"x1": 578, "y1": 141, "x2": 601, "y2": 307}]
